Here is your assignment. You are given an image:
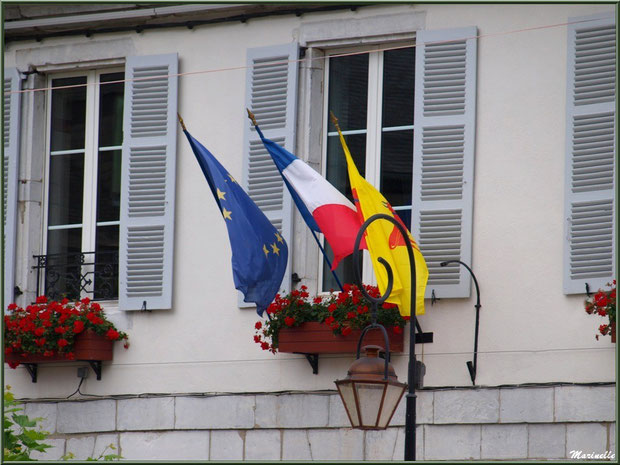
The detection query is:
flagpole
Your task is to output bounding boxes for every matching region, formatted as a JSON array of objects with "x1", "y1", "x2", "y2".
[
  {"x1": 247, "y1": 109, "x2": 345, "y2": 293},
  {"x1": 309, "y1": 229, "x2": 344, "y2": 292}
]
